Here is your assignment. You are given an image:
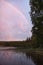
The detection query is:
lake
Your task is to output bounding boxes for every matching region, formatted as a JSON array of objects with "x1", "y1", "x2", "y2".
[{"x1": 0, "y1": 47, "x2": 43, "y2": 65}]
